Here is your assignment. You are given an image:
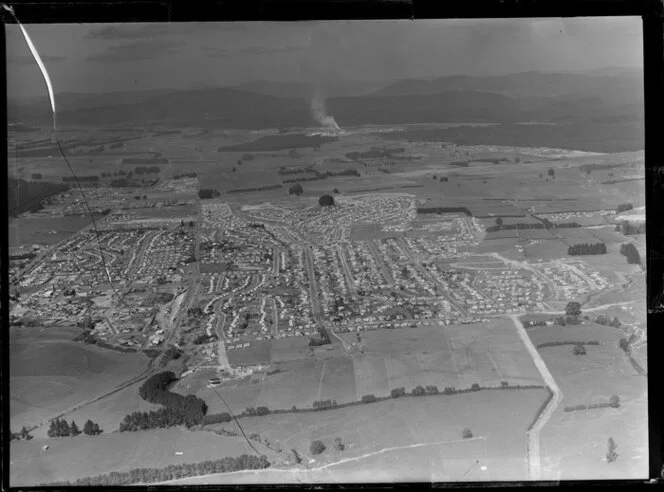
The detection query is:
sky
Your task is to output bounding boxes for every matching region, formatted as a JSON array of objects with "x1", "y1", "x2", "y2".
[{"x1": 7, "y1": 17, "x2": 643, "y2": 98}]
